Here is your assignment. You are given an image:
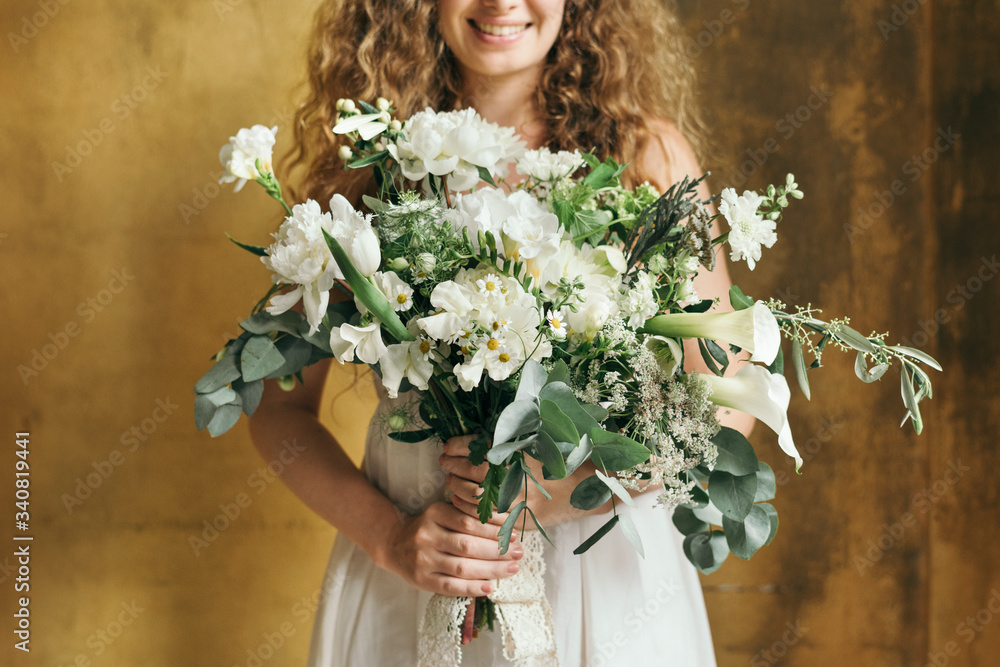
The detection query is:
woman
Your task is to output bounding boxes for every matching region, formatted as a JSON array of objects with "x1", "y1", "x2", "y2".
[{"x1": 249, "y1": 0, "x2": 753, "y2": 664}]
